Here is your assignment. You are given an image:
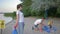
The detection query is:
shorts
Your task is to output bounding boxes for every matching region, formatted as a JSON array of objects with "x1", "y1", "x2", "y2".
[
  {"x1": 48, "y1": 25, "x2": 52, "y2": 29},
  {"x1": 34, "y1": 24, "x2": 39, "y2": 28}
]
